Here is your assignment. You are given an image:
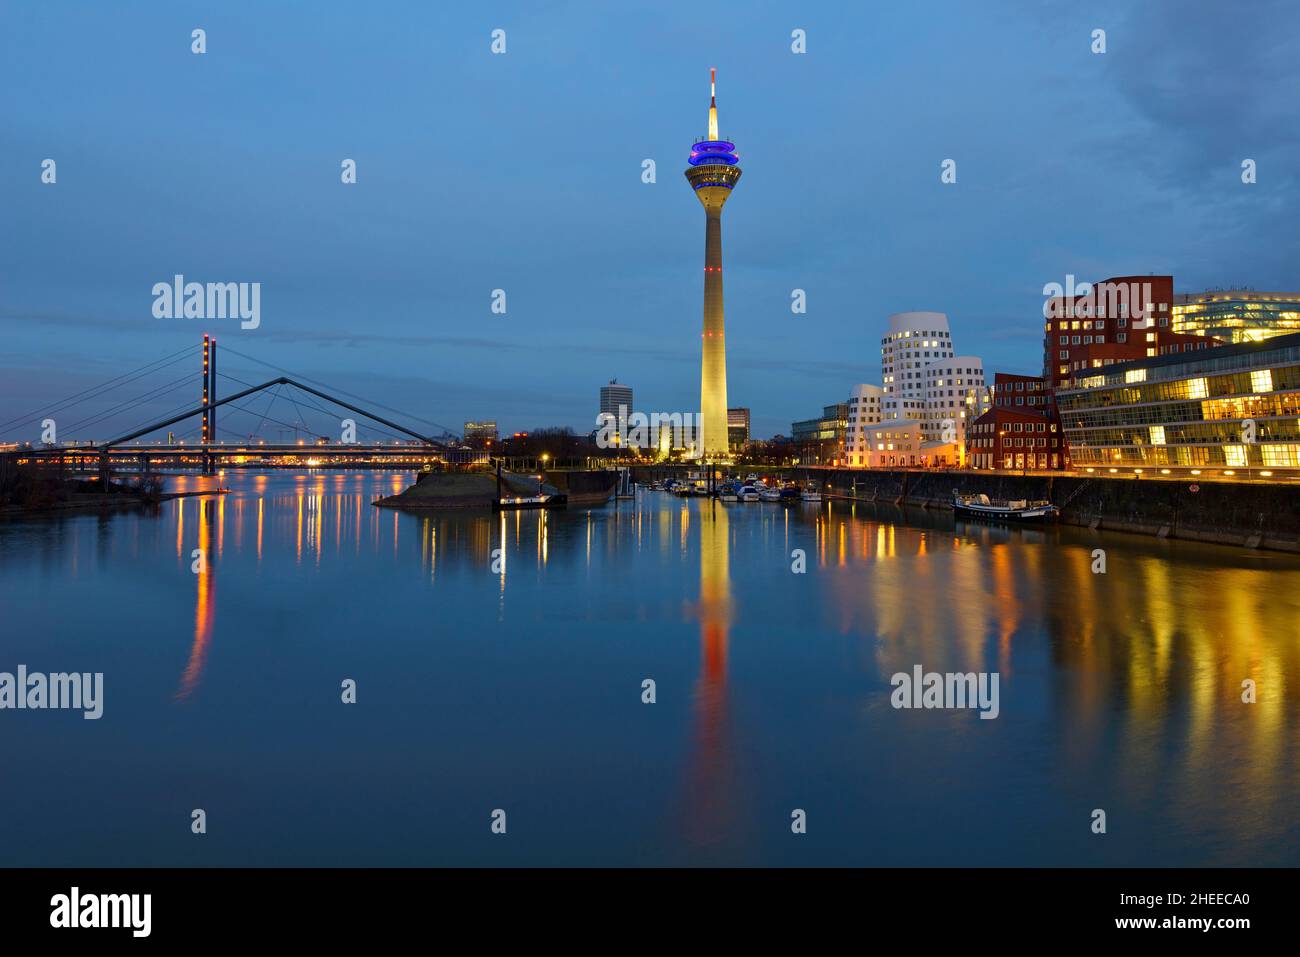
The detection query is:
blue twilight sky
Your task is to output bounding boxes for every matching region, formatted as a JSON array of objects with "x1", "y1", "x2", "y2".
[{"x1": 3, "y1": 0, "x2": 1300, "y2": 442}]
